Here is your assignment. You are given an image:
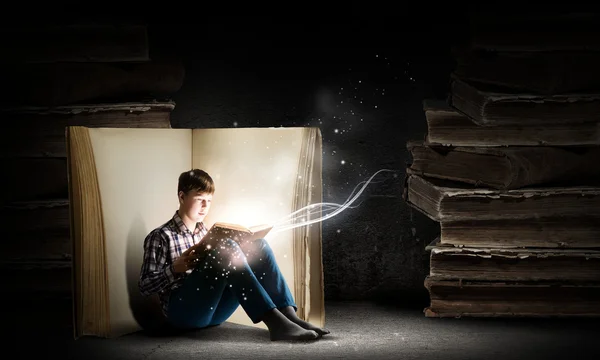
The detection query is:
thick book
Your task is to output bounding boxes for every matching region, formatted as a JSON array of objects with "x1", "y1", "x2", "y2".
[
  {"x1": 428, "y1": 240, "x2": 600, "y2": 282},
  {"x1": 450, "y1": 76, "x2": 600, "y2": 127},
  {"x1": 403, "y1": 172, "x2": 600, "y2": 222},
  {"x1": 424, "y1": 276, "x2": 600, "y2": 317},
  {"x1": 452, "y1": 48, "x2": 600, "y2": 94},
  {"x1": 407, "y1": 140, "x2": 600, "y2": 190},
  {"x1": 1, "y1": 101, "x2": 174, "y2": 158},
  {"x1": 0, "y1": 60, "x2": 185, "y2": 107},
  {"x1": 440, "y1": 217, "x2": 600, "y2": 249},
  {"x1": 423, "y1": 100, "x2": 600, "y2": 147},
  {"x1": 66, "y1": 126, "x2": 324, "y2": 338}
]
